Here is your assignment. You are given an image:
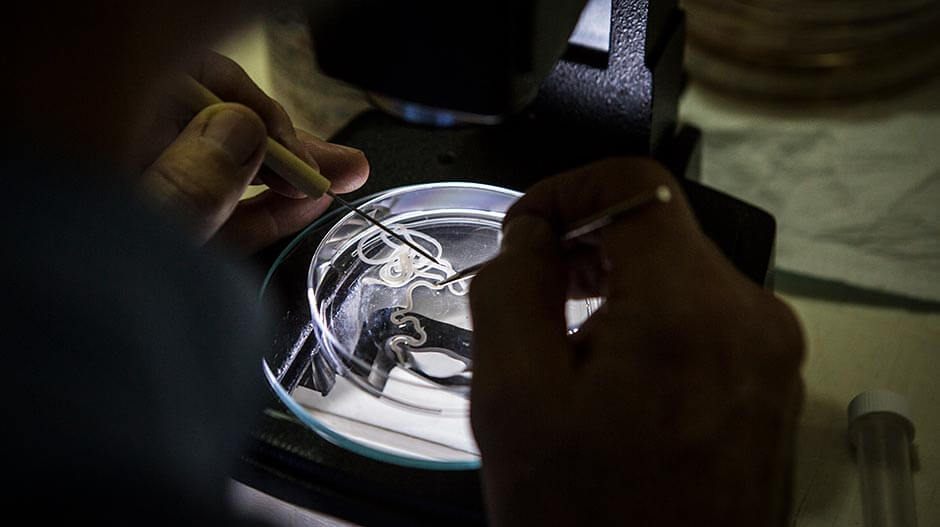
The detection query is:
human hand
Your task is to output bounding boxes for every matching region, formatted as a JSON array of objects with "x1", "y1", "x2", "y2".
[
  {"x1": 137, "y1": 52, "x2": 368, "y2": 253},
  {"x1": 468, "y1": 158, "x2": 805, "y2": 526}
]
